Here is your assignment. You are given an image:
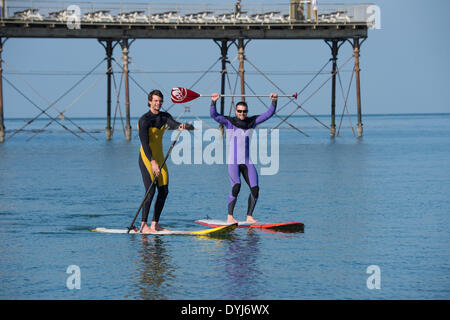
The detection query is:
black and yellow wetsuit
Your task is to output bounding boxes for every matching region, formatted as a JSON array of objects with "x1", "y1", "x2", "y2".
[{"x1": 138, "y1": 110, "x2": 181, "y2": 223}]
